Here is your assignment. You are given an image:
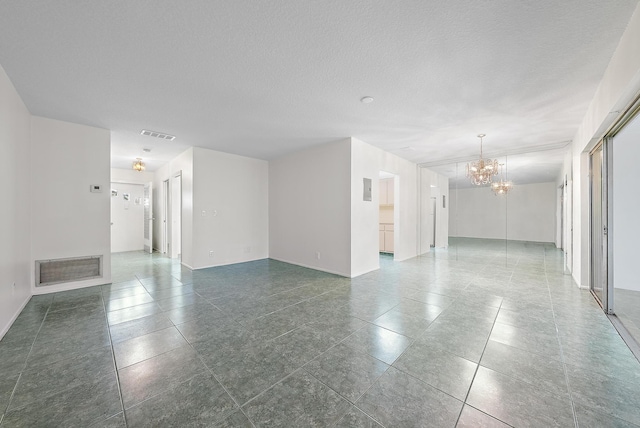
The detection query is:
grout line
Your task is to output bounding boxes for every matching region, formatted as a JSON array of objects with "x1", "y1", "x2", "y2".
[
  {"x1": 172, "y1": 315, "x2": 257, "y2": 427},
  {"x1": 543, "y1": 246, "x2": 580, "y2": 428},
  {"x1": 1, "y1": 373, "x2": 22, "y2": 420},
  {"x1": 1, "y1": 296, "x2": 55, "y2": 418},
  {"x1": 6, "y1": 247, "x2": 585, "y2": 426},
  {"x1": 453, "y1": 297, "x2": 504, "y2": 427},
  {"x1": 301, "y1": 367, "x2": 387, "y2": 427},
  {"x1": 1, "y1": 295, "x2": 51, "y2": 418},
  {"x1": 607, "y1": 314, "x2": 640, "y2": 363},
  {"x1": 100, "y1": 289, "x2": 128, "y2": 426},
  {"x1": 19, "y1": 299, "x2": 51, "y2": 374}
]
